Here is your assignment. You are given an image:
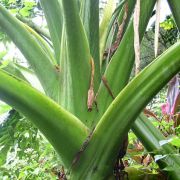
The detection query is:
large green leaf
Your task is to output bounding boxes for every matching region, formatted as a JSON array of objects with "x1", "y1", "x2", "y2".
[
  {"x1": 0, "y1": 69, "x2": 88, "y2": 167},
  {"x1": 71, "y1": 41, "x2": 180, "y2": 179},
  {"x1": 0, "y1": 5, "x2": 59, "y2": 101}
]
